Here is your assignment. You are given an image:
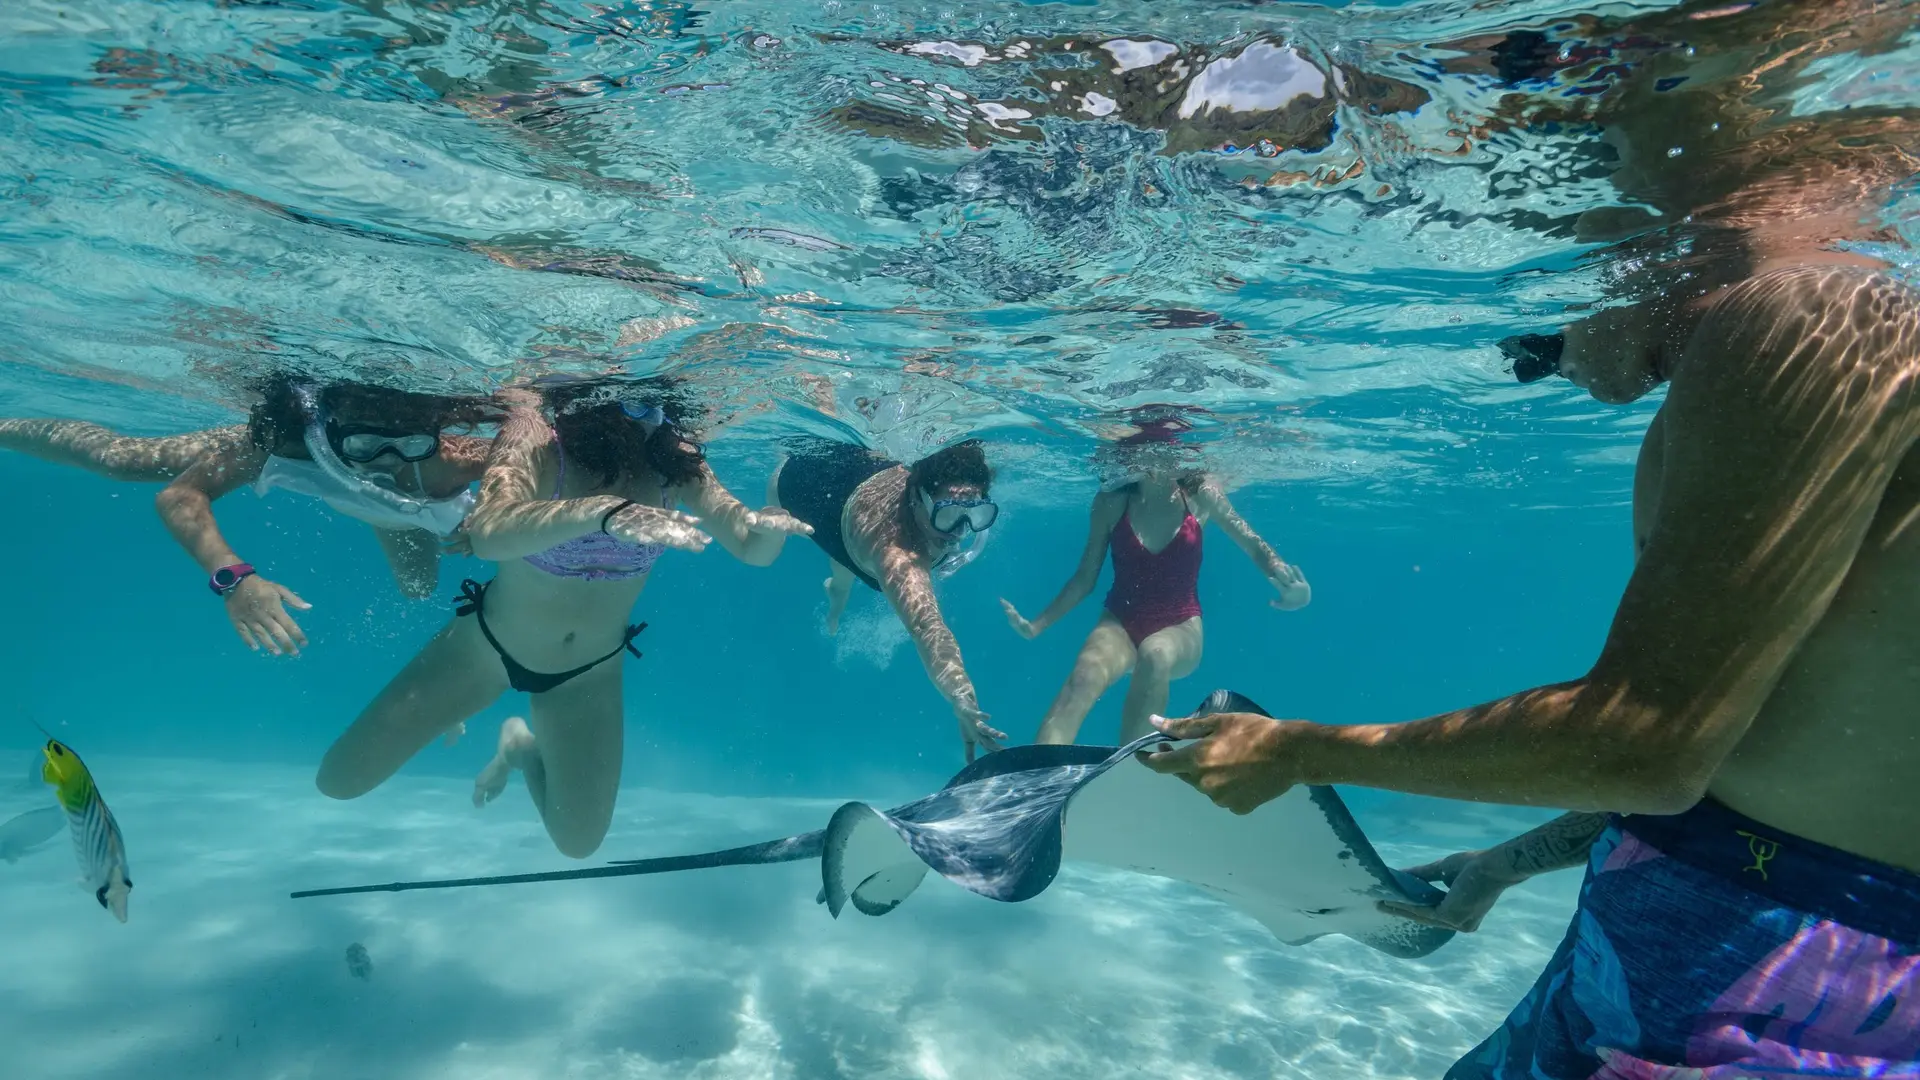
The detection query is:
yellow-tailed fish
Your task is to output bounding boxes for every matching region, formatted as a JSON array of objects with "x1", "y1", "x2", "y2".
[{"x1": 41, "y1": 739, "x2": 132, "y2": 923}]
